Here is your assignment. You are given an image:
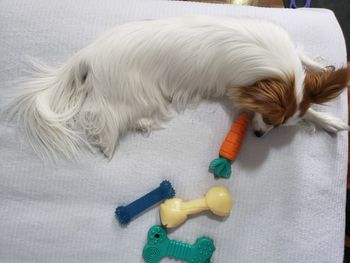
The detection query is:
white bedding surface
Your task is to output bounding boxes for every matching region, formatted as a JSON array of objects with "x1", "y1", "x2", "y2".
[{"x1": 0, "y1": 0, "x2": 348, "y2": 262}]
